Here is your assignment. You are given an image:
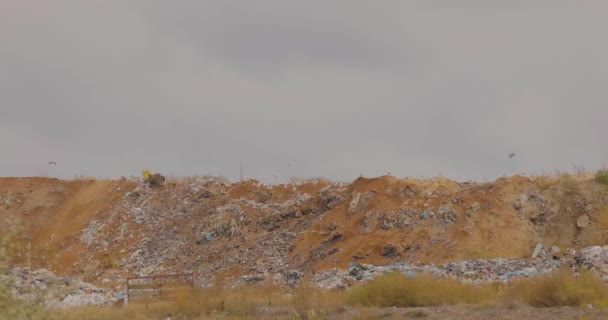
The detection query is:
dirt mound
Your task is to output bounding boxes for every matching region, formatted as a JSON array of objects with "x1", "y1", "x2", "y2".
[{"x1": 1, "y1": 174, "x2": 608, "y2": 285}]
